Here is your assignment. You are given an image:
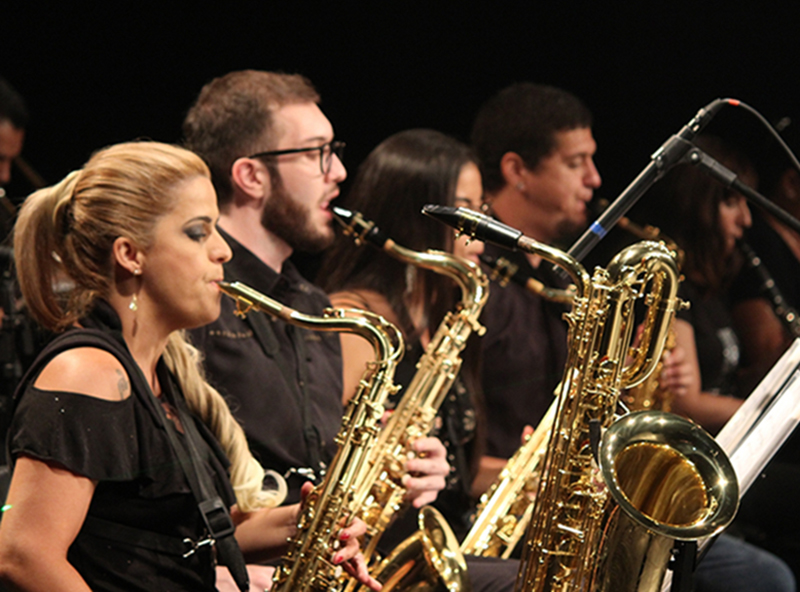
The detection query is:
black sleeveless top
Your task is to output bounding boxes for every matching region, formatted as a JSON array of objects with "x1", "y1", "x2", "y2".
[{"x1": 7, "y1": 304, "x2": 236, "y2": 591}]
